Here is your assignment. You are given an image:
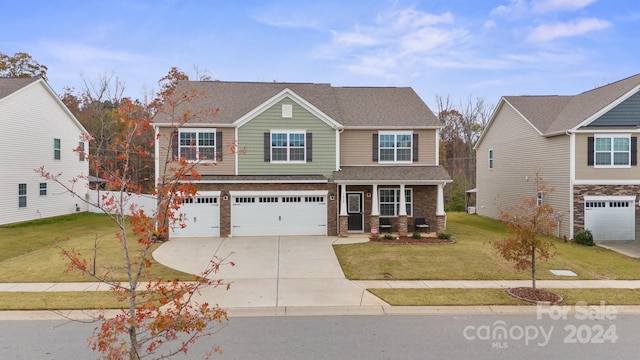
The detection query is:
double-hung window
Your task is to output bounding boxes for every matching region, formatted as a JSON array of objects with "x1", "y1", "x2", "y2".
[
  {"x1": 595, "y1": 136, "x2": 630, "y2": 167},
  {"x1": 379, "y1": 131, "x2": 412, "y2": 163},
  {"x1": 18, "y1": 184, "x2": 27, "y2": 208},
  {"x1": 179, "y1": 129, "x2": 216, "y2": 162},
  {"x1": 54, "y1": 138, "x2": 61, "y2": 160},
  {"x1": 488, "y1": 149, "x2": 494, "y2": 169},
  {"x1": 39, "y1": 182, "x2": 47, "y2": 196},
  {"x1": 379, "y1": 188, "x2": 413, "y2": 217},
  {"x1": 271, "y1": 131, "x2": 305, "y2": 162}
]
